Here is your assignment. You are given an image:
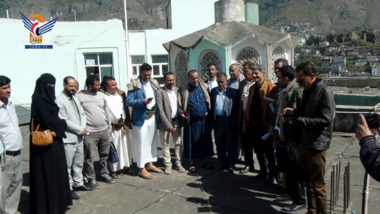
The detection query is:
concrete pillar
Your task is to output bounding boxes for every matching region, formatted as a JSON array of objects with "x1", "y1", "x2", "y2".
[
  {"x1": 245, "y1": 1, "x2": 259, "y2": 25},
  {"x1": 290, "y1": 48, "x2": 295, "y2": 66},
  {"x1": 215, "y1": 0, "x2": 245, "y2": 23},
  {"x1": 224, "y1": 45, "x2": 233, "y2": 78},
  {"x1": 266, "y1": 44, "x2": 273, "y2": 80}
]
